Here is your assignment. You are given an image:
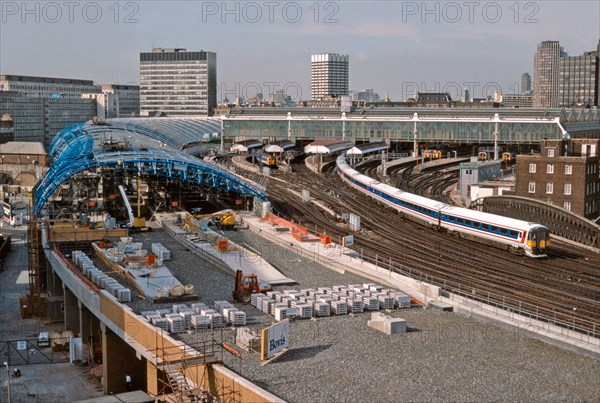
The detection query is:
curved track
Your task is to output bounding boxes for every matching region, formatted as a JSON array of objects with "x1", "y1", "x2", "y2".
[{"x1": 260, "y1": 159, "x2": 600, "y2": 337}]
